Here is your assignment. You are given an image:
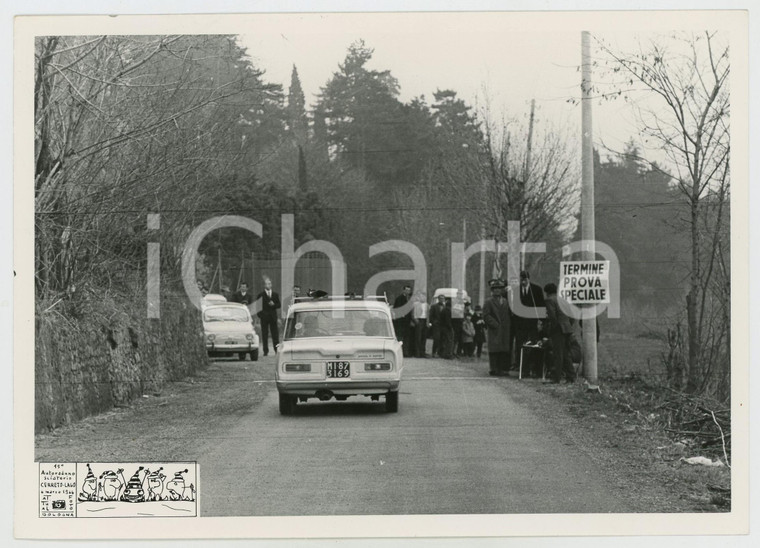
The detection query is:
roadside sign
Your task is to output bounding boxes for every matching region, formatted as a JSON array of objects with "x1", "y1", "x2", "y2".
[{"x1": 559, "y1": 261, "x2": 610, "y2": 304}]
